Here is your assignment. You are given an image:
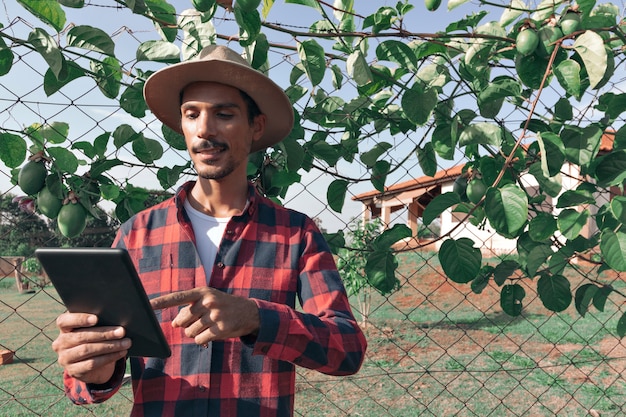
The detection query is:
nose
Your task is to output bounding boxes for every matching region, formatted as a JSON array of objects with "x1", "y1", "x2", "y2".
[{"x1": 195, "y1": 112, "x2": 217, "y2": 139}]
